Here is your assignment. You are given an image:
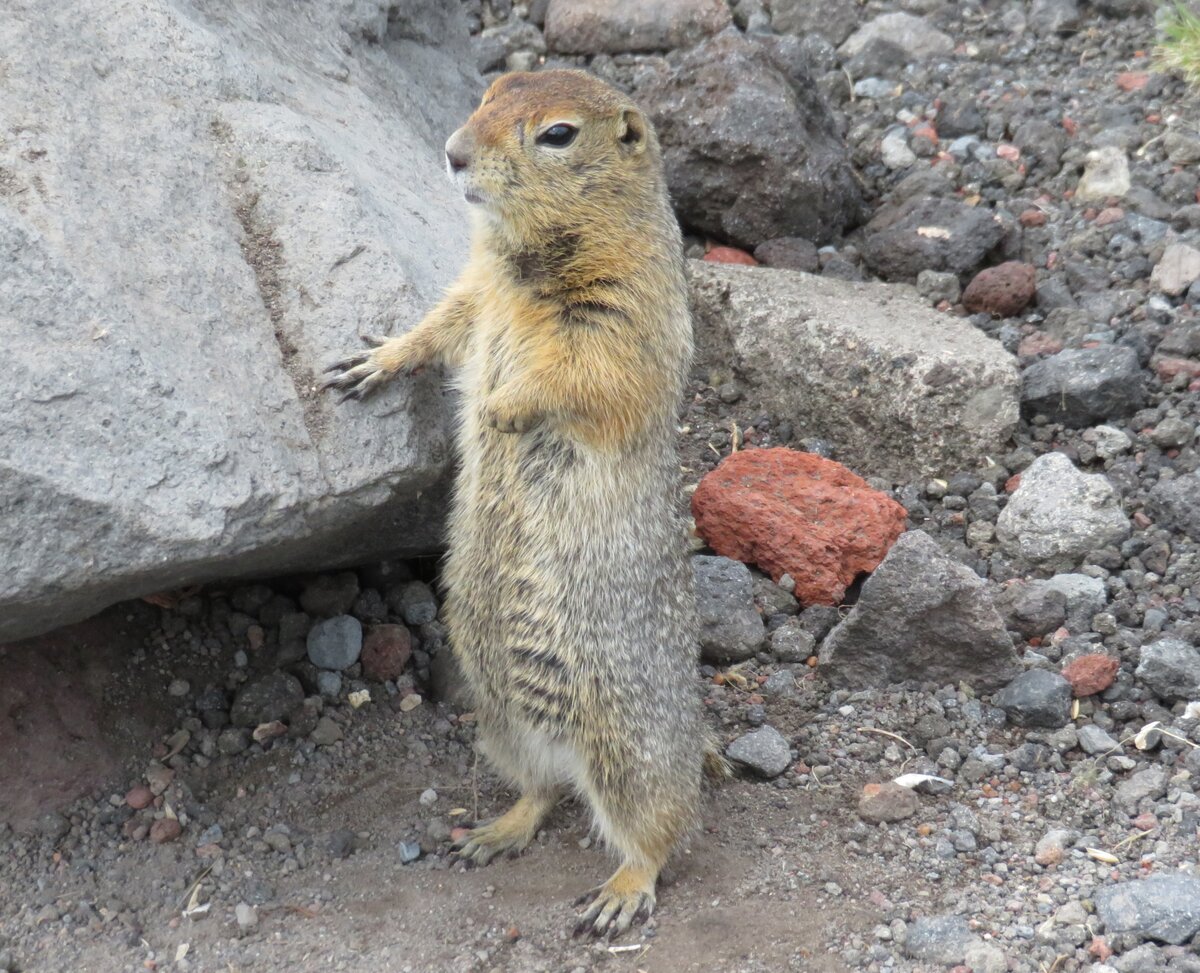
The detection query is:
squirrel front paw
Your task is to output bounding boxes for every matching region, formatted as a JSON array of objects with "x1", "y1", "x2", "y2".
[
  {"x1": 483, "y1": 391, "x2": 542, "y2": 434},
  {"x1": 321, "y1": 335, "x2": 414, "y2": 402}
]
